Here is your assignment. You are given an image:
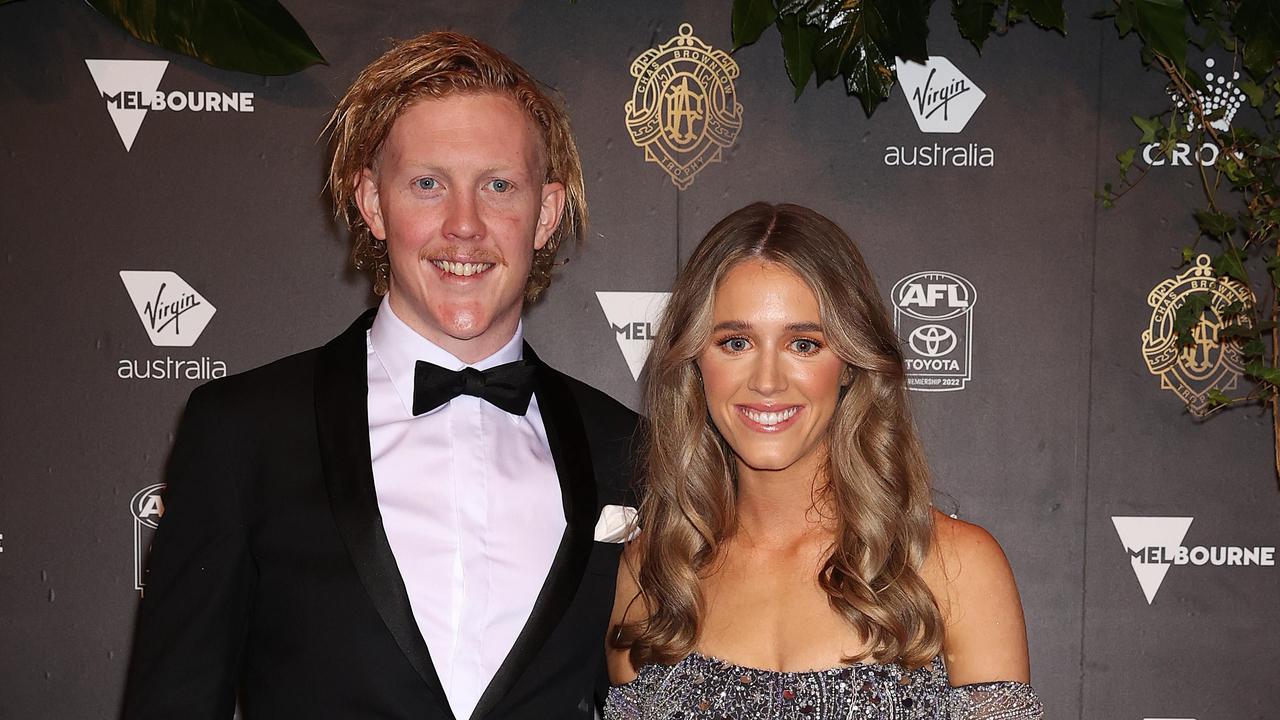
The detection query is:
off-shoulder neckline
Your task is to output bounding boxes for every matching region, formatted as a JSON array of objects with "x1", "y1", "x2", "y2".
[
  {"x1": 610, "y1": 651, "x2": 1035, "y2": 693},
  {"x1": 611, "y1": 650, "x2": 942, "y2": 689}
]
